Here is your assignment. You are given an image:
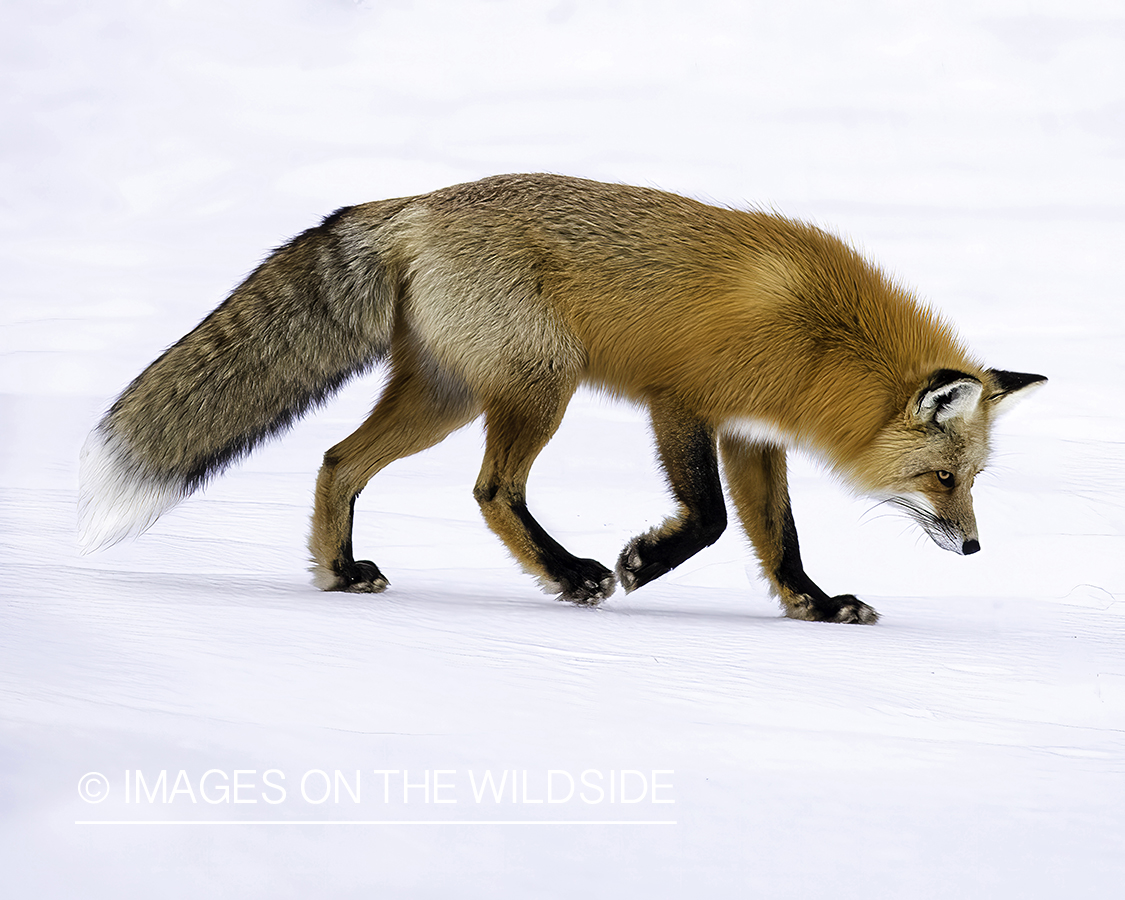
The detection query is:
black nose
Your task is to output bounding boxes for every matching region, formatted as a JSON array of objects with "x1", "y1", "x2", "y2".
[{"x1": 962, "y1": 539, "x2": 980, "y2": 555}]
